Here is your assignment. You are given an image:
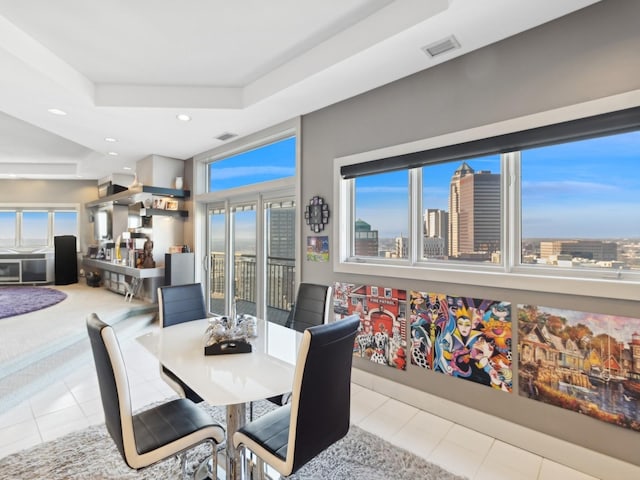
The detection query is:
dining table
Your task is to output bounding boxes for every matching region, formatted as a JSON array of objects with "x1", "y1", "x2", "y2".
[{"x1": 136, "y1": 317, "x2": 302, "y2": 480}]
